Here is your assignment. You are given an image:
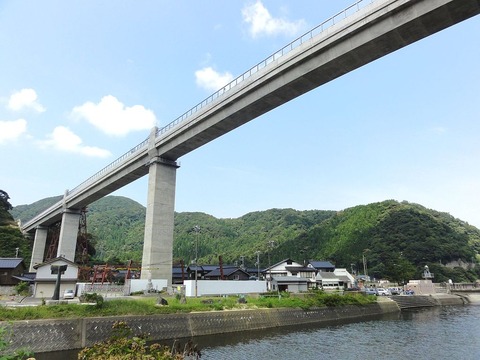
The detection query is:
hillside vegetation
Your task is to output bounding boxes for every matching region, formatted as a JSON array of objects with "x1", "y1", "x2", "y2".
[
  {"x1": 9, "y1": 196, "x2": 480, "y2": 283},
  {"x1": 0, "y1": 208, "x2": 31, "y2": 261}
]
